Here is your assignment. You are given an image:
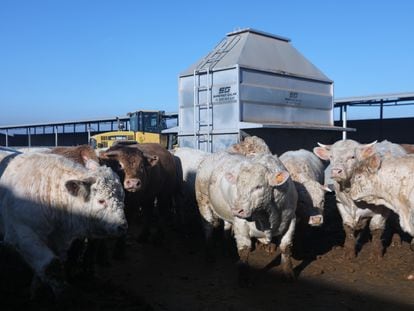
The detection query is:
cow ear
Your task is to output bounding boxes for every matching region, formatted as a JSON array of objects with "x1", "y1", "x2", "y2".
[
  {"x1": 144, "y1": 154, "x2": 159, "y2": 167},
  {"x1": 357, "y1": 140, "x2": 377, "y2": 160},
  {"x1": 225, "y1": 172, "x2": 237, "y2": 184},
  {"x1": 359, "y1": 145, "x2": 376, "y2": 160},
  {"x1": 269, "y1": 171, "x2": 289, "y2": 187},
  {"x1": 65, "y1": 177, "x2": 96, "y2": 200},
  {"x1": 99, "y1": 150, "x2": 119, "y2": 160},
  {"x1": 313, "y1": 146, "x2": 330, "y2": 161},
  {"x1": 367, "y1": 154, "x2": 381, "y2": 173},
  {"x1": 81, "y1": 149, "x2": 97, "y2": 167}
]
